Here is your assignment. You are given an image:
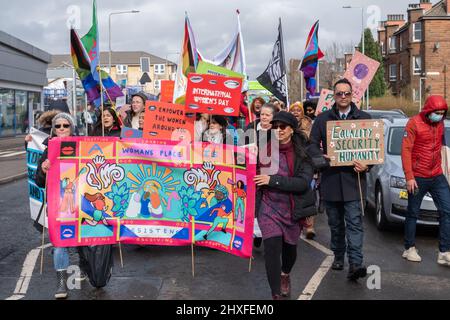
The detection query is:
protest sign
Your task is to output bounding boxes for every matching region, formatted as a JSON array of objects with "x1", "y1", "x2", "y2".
[
  {"x1": 196, "y1": 61, "x2": 245, "y2": 79},
  {"x1": 343, "y1": 51, "x2": 380, "y2": 107},
  {"x1": 27, "y1": 127, "x2": 49, "y2": 227},
  {"x1": 315, "y1": 89, "x2": 335, "y2": 116},
  {"x1": 326, "y1": 119, "x2": 385, "y2": 166},
  {"x1": 185, "y1": 73, "x2": 242, "y2": 116},
  {"x1": 143, "y1": 101, "x2": 194, "y2": 141},
  {"x1": 46, "y1": 137, "x2": 256, "y2": 258},
  {"x1": 159, "y1": 80, "x2": 175, "y2": 103},
  {"x1": 121, "y1": 127, "x2": 143, "y2": 139}
]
